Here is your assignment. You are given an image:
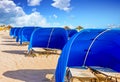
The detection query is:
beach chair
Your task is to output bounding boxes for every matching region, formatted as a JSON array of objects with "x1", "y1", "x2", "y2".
[
  {"x1": 27, "y1": 27, "x2": 68, "y2": 57},
  {"x1": 28, "y1": 47, "x2": 62, "y2": 57},
  {"x1": 55, "y1": 29, "x2": 120, "y2": 82},
  {"x1": 88, "y1": 66, "x2": 120, "y2": 82},
  {"x1": 66, "y1": 67, "x2": 99, "y2": 82}
]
